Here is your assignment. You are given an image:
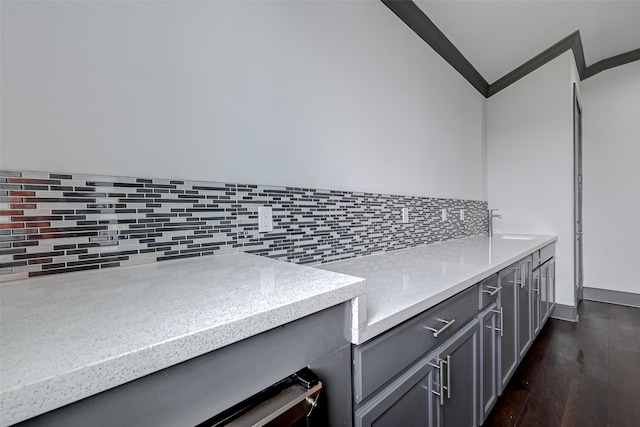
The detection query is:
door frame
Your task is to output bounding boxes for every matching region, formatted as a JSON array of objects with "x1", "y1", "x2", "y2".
[{"x1": 573, "y1": 83, "x2": 584, "y2": 305}]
